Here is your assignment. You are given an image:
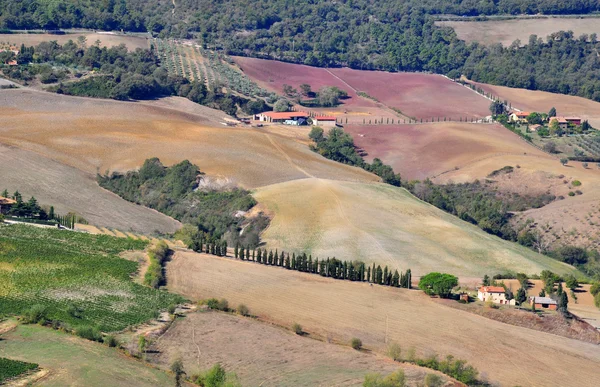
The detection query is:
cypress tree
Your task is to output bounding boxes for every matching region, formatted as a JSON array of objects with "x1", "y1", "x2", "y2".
[
  {"x1": 252, "y1": 249, "x2": 255, "y2": 261},
  {"x1": 235, "y1": 243, "x2": 239, "y2": 259},
  {"x1": 325, "y1": 258, "x2": 330, "y2": 277},
  {"x1": 302, "y1": 253, "x2": 308, "y2": 271},
  {"x1": 291, "y1": 253, "x2": 296, "y2": 270},
  {"x1": 376, "y1": 265, "x2": 383, "y2": 284},
  {"x1": 314, "y1": 258, "x2": 319, "y2": 275},
  {"x1": 256, "y1": 248, "x2": 261, "y2": 263},
  {"x1": 308, "y1": 256, "x2": 313, "y2": 273},
  {"x1": 285, "y1": 253, "x2": 291, "y2": 269},
  {"x1": 275, "y1": 249, "x2": 278, "y2": 265},
  {"x1": 383, "y1": 266, "x2": 388, "y2": 285},
  {"x1": 246, "y1": 247, "x2": 250, "y2": 261},
  {"x1": 222, "y1": 241, "x2": 228, "y2": 257},
  {"x1": 406, "y1": 269, "x2": 412, "y2": 289},
  {"x1": 372, "y1": 263, "x2": 376, "y2": 283},
  {"x1": 392, "y1": 270, "x2": 400, "y2": 287},
  {"x1": 280, "y1": 251, "x2": 285, "y2": 267},
  {"x1": 341, "y1": 261, "x2": 346, "y2": 280},
  {"x1": 367, "y1": 266, "x2": 371, "y2": 283}
]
